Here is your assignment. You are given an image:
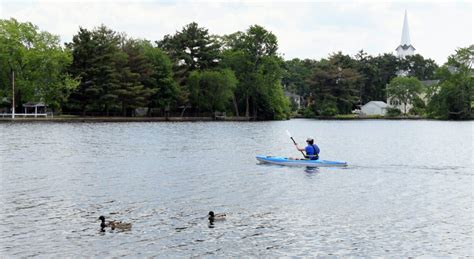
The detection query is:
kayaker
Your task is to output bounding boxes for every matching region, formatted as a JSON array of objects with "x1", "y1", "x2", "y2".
[{"x1": 295, "y1": 137, "x2": 320, "y2": 160}]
